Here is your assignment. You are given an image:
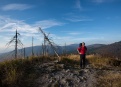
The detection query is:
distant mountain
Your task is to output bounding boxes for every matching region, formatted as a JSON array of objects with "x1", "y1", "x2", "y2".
[
  {"x1": 5, "y1": 42, "x2": 121, "y2": 61},
  {"x1": 87, "y1": 44, "x2": 106, "y2": 54},
  {"x1": 91, "y1": 41, "x2": 121, "y2": 59},
  {"x1": 87, "y1": 44, "x2": 105, "y2": 48},
  {"x1": 0, "y1": 43, "x2": 106, "y2": 61},
  {"x1": 0, "y1": 45, "x2": 77, "y2": 61},
  {"x1": 3, "y1": 41, "x2": 121, "y2": 59}
]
